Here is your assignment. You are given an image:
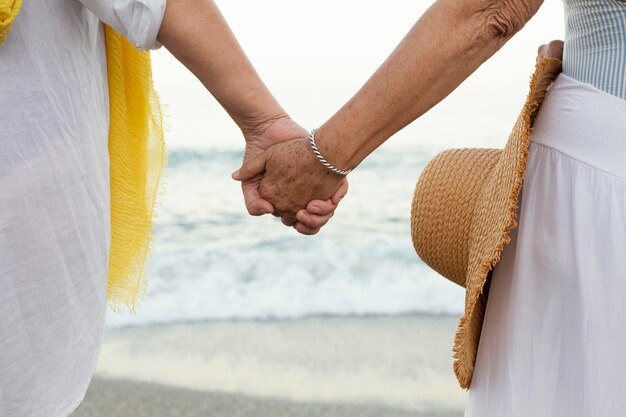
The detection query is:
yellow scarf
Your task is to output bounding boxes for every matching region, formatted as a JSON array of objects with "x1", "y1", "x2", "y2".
[{"x1": 1, "y1": 1, "x2": 167, "y2": 312}]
